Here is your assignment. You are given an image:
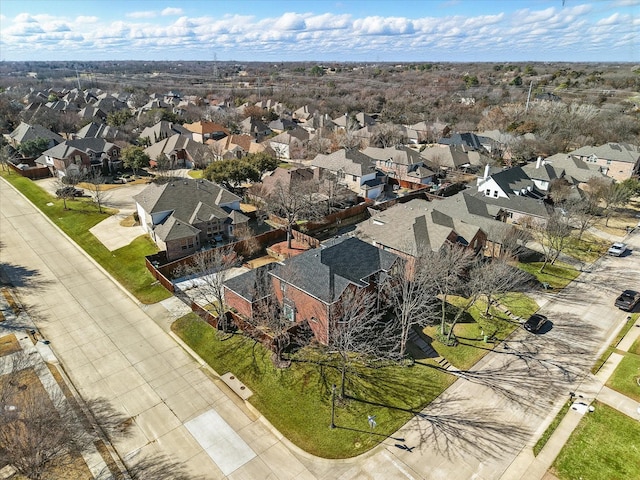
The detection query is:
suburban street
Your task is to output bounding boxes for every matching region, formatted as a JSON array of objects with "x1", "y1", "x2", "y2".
[{"x1": 1, "y1": 176, "x2": 638, "y2": 480}]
